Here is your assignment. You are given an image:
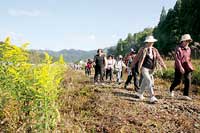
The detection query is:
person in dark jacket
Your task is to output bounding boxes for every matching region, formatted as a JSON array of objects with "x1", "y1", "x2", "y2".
[
  {"x1": 169, "y1": 34, "x2": 194, "y2": 100},
  {"x1": 124, "y1": 49, "x2": 139, "y2": 91},
  {"x1": 93, "y1": 49, "x2": 107, "y2": 84}
]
